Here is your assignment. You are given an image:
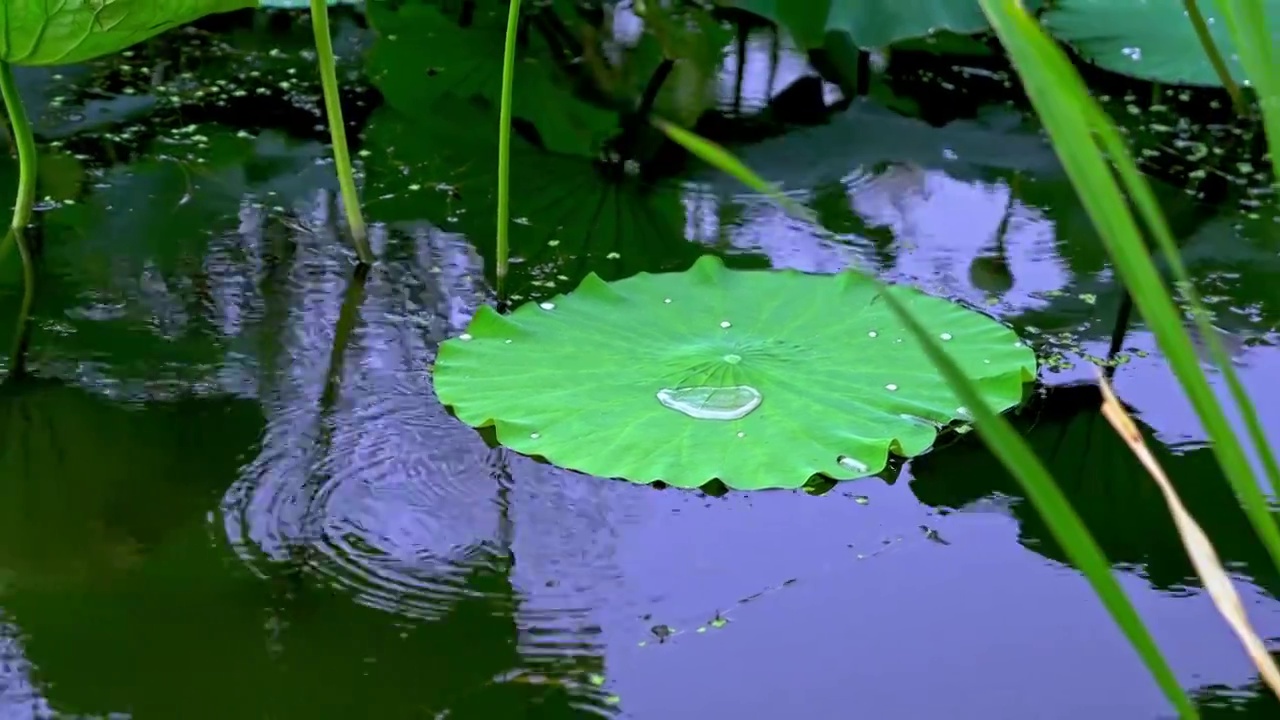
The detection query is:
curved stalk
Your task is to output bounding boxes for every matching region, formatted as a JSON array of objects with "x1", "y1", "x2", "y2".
[
  {"x1": 0, "y1": 61, "x2": 36, "y2": 233},
  {"x1": 496, "y1": 0, "x2": 523, "y2": 304},
  {"x1": 1, "y1": 62, "x2": 37, "y2": 379},
  {"x1": 309, "y1": 0, "x2": 374, "y2": 265}
]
